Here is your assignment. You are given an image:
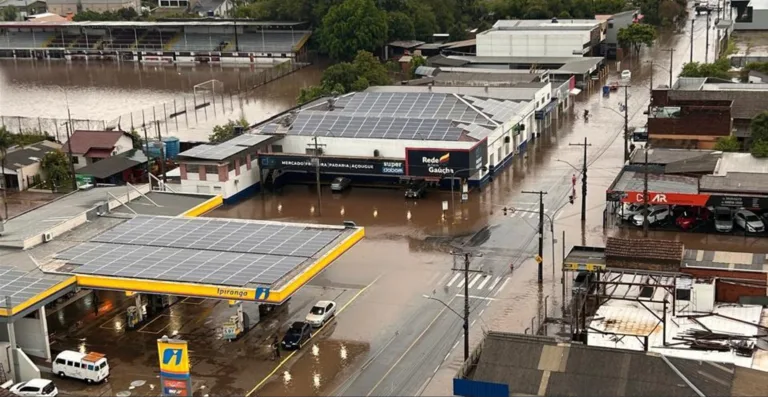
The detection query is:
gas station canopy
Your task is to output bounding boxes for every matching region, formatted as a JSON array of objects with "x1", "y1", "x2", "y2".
[
  {"x1": 0, "y1": 267, "x2": 75, "y2": 317},
  {"x1": 53, "y1": 216, "x2": 364, "y2": 303}
]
